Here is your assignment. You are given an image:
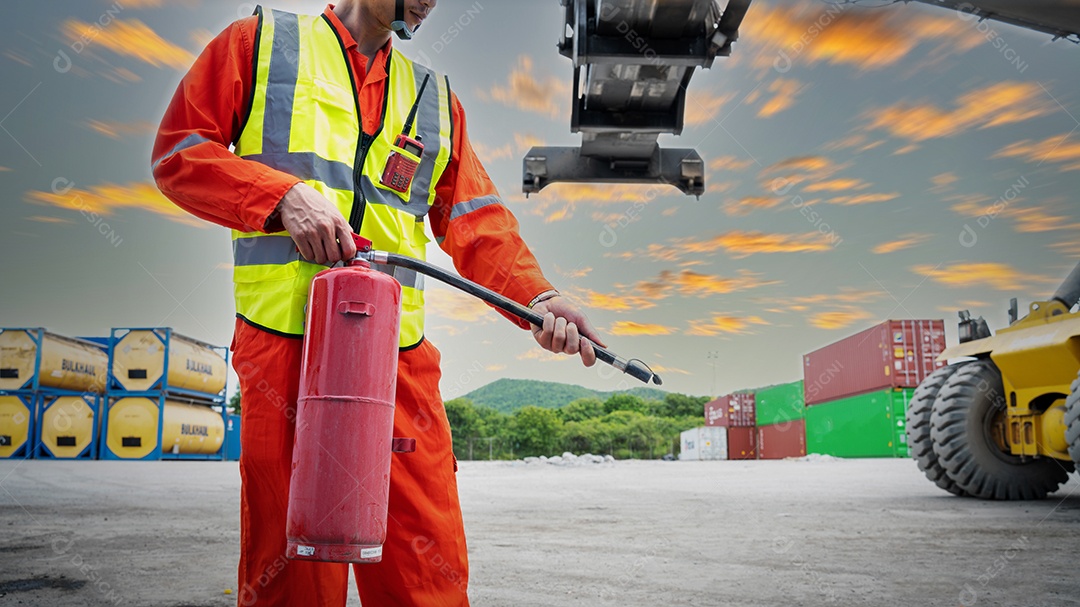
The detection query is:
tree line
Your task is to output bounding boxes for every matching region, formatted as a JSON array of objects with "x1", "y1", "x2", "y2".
[
  {"x1": 229, "y1": 391, "x2": 709, "y2": 461},
  {"x1": 444, "y1": 392, "x2": 708, "y2": 460}
]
